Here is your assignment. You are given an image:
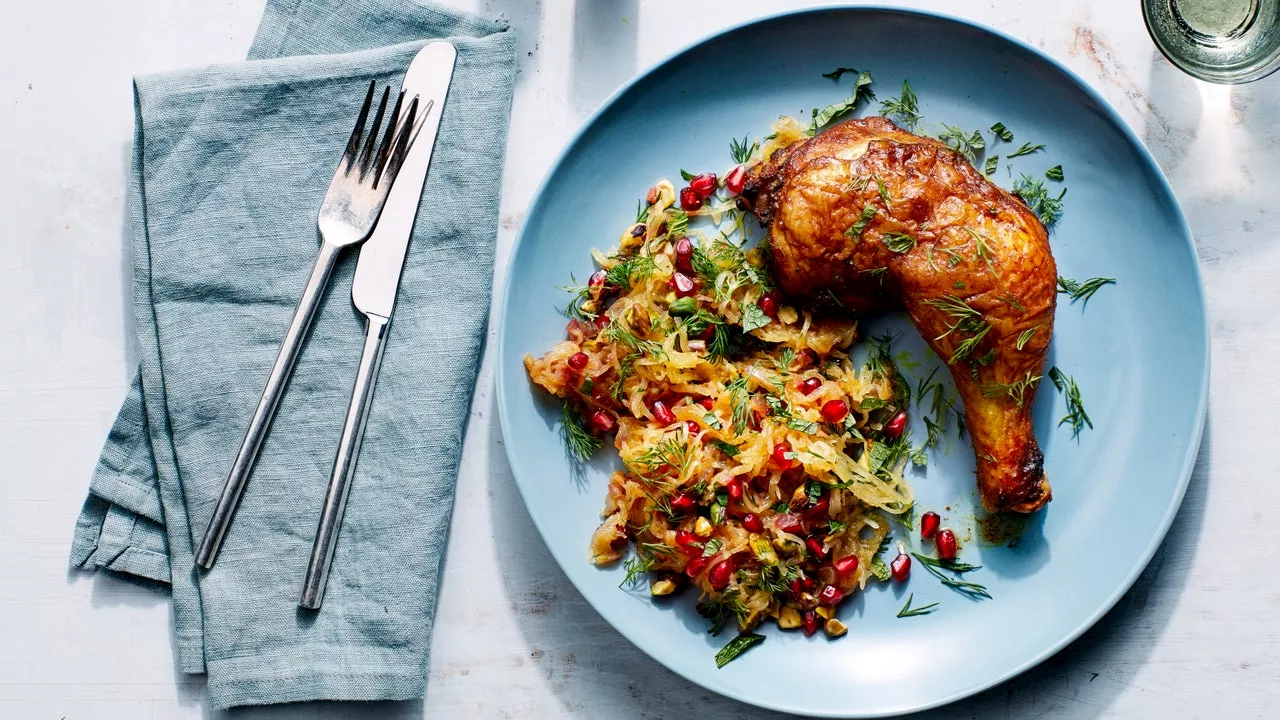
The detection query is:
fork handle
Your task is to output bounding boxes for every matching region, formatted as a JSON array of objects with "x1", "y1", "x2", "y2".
[
  {"x1": 299, "y1": 313, "x2": 389, "y2": 609},
  {"x1": 195, "y1": 240, "x2": 344, "y2": 570}
]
